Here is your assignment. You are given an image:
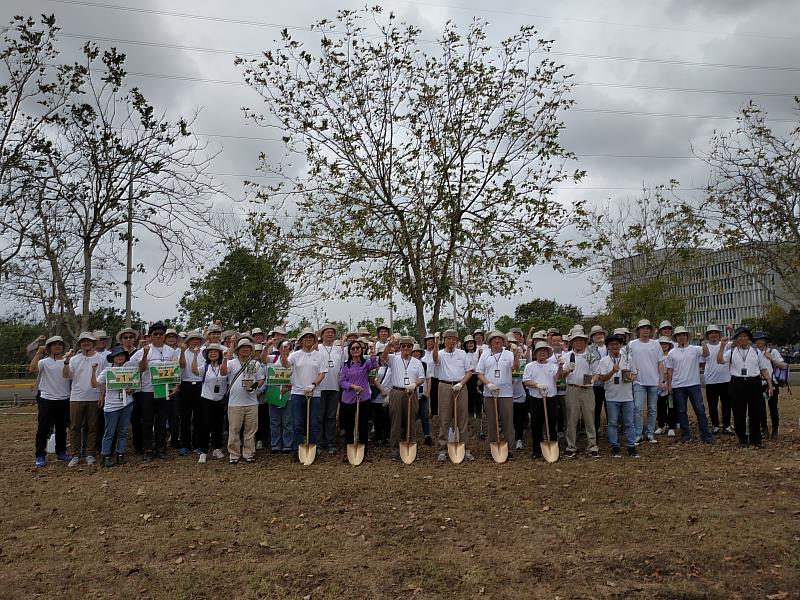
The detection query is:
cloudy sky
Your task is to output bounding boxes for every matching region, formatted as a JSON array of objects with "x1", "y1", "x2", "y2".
[{"x1": 3, "y1": 0, "x2": 798, "y2": 329}]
